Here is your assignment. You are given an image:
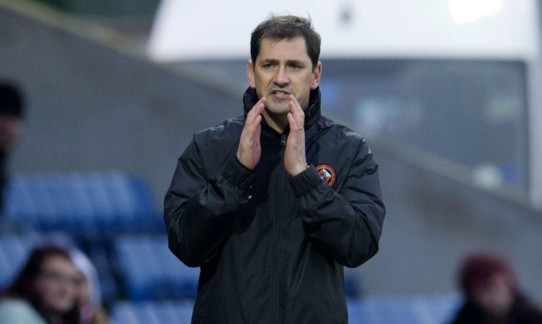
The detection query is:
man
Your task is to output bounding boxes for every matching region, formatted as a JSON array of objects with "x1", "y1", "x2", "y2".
[
  {"x1": 0, "y1": 82, "x2": 24, "y2": 215},
  {"x1": 164, "y1": 15, "x2": 385, "y2": 323}
]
